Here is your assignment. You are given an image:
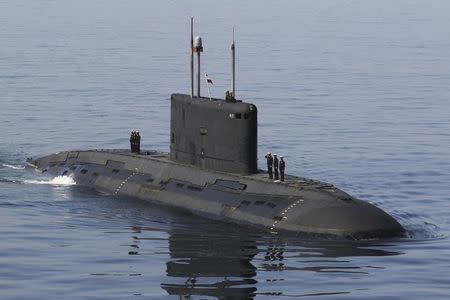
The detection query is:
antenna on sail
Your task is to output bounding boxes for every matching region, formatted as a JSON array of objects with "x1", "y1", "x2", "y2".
[
  {"x1": 231, "y1": 27, "x2": 236, "y2": 100},
  {"x1": 190, "y1": 18, "x2": 203, "y2": 98},
  {"x1": 190, "y1": 18, "x2": 194, "y2": 98},
  {"x1": 193, "y1": 36, "x2": 203, "y2": 97}
]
